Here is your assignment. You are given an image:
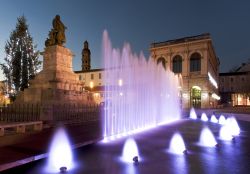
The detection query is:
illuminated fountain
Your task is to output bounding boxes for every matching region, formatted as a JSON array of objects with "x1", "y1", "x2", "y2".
[
  {"x1": 46, "y1": 127, "x2": 73, "y2": 173},
  {"x1": 219, "y1": 125, "x2": 233, "y2": 141},
  {"x1": 218, "y1": 115, "x2": 226, "y2": 125},
  {"x1": 226, "y1": 116, "x2": 240, "y2": 136},
  {"x1": 103, "y1": 31, "x2": 181, "y2": 138},
  {"x1": 198, "y1": 127, "x2": 217, "y2": 147},
  {"x1": 122, "y1": 138, "x2": 140, "y2": 163},
  {"x1": 210, "y1": 115, "x2": 218, "y2": 123},
  {"x1": 201, "y1": 113, "x2": 208, "y2": 122},
  {"x1": 189, "y1": 108, "x2": 197, "y2": 119},
  {"x1": 168, "y1": 132, "x2": 187, "y2": 155}
]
